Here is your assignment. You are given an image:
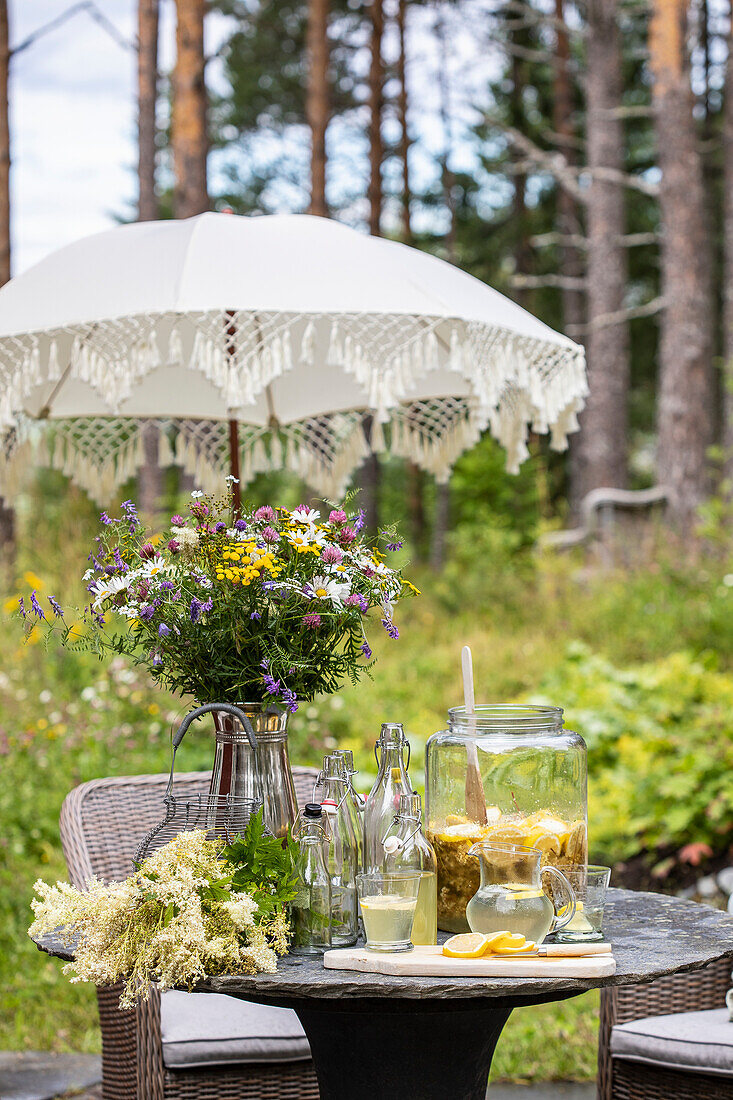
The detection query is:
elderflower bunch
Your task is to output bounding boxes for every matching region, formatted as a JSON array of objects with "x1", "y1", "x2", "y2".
[{"x1": 29, "y1": 827, "x2": 295, "y2": 1008}]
